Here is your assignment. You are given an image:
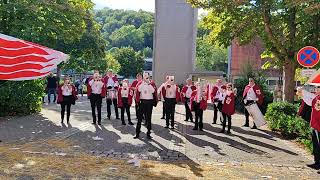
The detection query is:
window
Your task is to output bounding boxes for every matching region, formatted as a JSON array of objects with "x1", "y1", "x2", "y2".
[
  {"x1": 143, "y1": 61, "x2": 152, "y2": 71},
  {"x1": 268, "y1": 80, "x2": 277, "y2": 86}
]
